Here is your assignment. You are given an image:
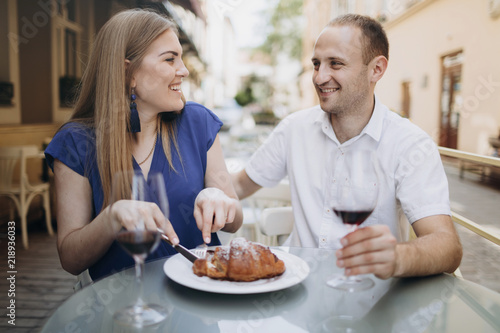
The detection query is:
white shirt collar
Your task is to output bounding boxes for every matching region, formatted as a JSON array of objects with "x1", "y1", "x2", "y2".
[
  {"x1": 314, "y1": 95, "x2": 385, "y2": 144},
  {"x1": 361, "y1": 95, "x2": 384, "y2": 142},
  {"x1": 314, "y1": 105, "x2": 328, "y2": 125}
]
